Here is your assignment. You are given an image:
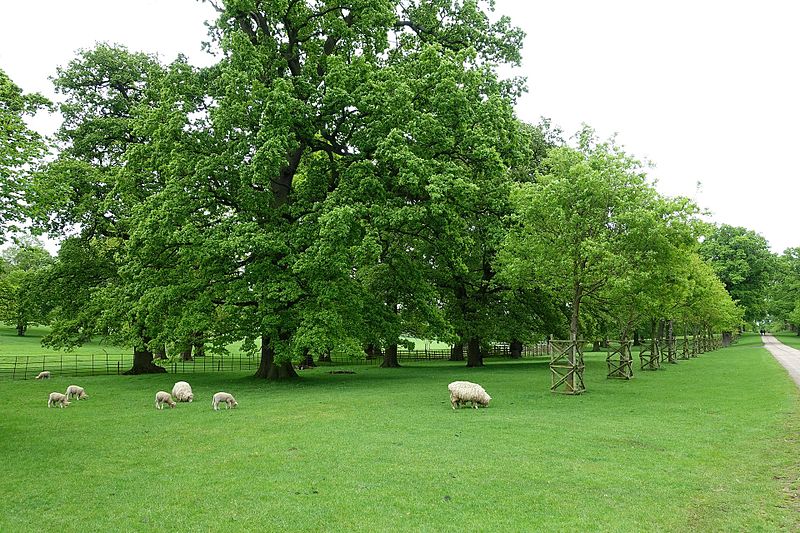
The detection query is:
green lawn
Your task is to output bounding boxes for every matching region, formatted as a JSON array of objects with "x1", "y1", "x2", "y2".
[
  {"x1": 774, "y1": 331, "x2": 800, "y2": 350},
  {"x1": 0, "y1": 325, "x2": 124, "y2": 356},
  {"x1": 0, "y1": 333, "x2": 798, "y2": 531}
]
